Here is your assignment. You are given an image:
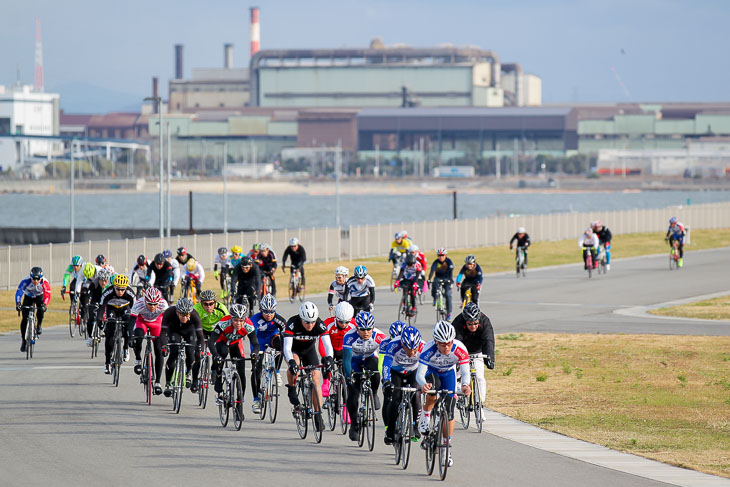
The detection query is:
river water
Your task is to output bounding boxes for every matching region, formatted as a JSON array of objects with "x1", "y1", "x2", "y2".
[{"x1": 2, "y1": 190, "x2": 728, "y2": 230}]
